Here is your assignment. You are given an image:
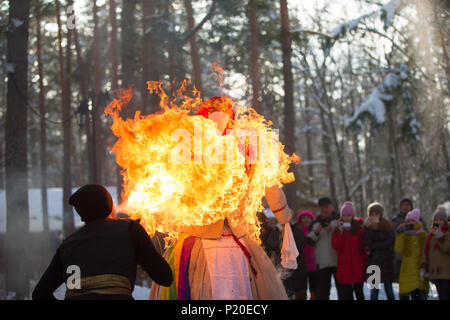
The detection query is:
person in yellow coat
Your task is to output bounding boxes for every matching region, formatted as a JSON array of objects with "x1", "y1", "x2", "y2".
[{"x1": 394, "y1": 209, "x2": 429, "y2": 300}]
